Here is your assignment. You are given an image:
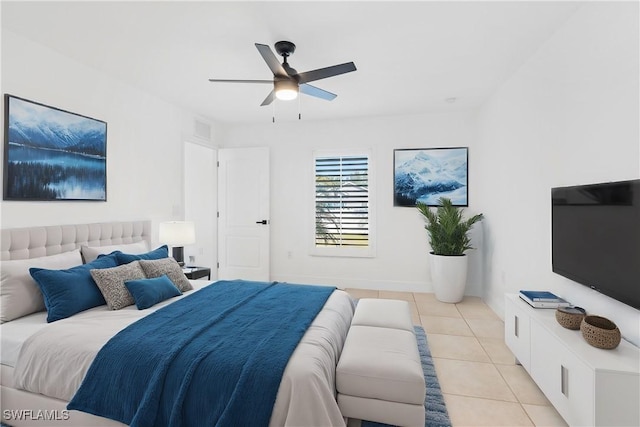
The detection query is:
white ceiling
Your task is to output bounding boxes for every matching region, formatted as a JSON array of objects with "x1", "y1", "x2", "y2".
[{"x1": 2, "y1": 1, "x2": 581, "y2": 124}]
